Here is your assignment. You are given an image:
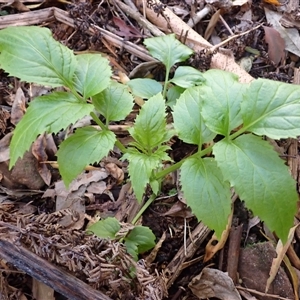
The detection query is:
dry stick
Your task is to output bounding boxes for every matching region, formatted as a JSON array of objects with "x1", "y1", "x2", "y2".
[
  {"x1": 0, "y1": 238, "x2": 112, "y2": 300},
  {"x1": 187, "y1": 5, "x2": 212, "y2": 28},
  {"x1": 0, "y1": 8, "x2": 157, "y2": 63},
  {"x1": 135, "y1": 0, "x2": 254, "y2": 83},
  {"x1": 164, "y1": 222, "x2": 210, "y2": 288},
  {"x1": 112, "y1": 0, "x2": 164, "y2": 36},
  {"x1": 226, "y1": 224, "x2": 243, "y2": 284},
  {"x1": 237, "y1": 286, "x2": 293, "y2": 300}
]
